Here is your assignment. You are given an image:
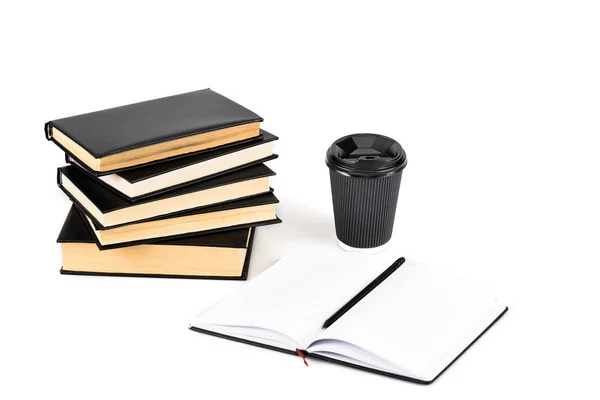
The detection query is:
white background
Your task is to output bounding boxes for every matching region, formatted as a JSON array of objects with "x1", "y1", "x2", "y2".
[{"x1": 2, "y1": 1, "x2": 599, "y2": 398}]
